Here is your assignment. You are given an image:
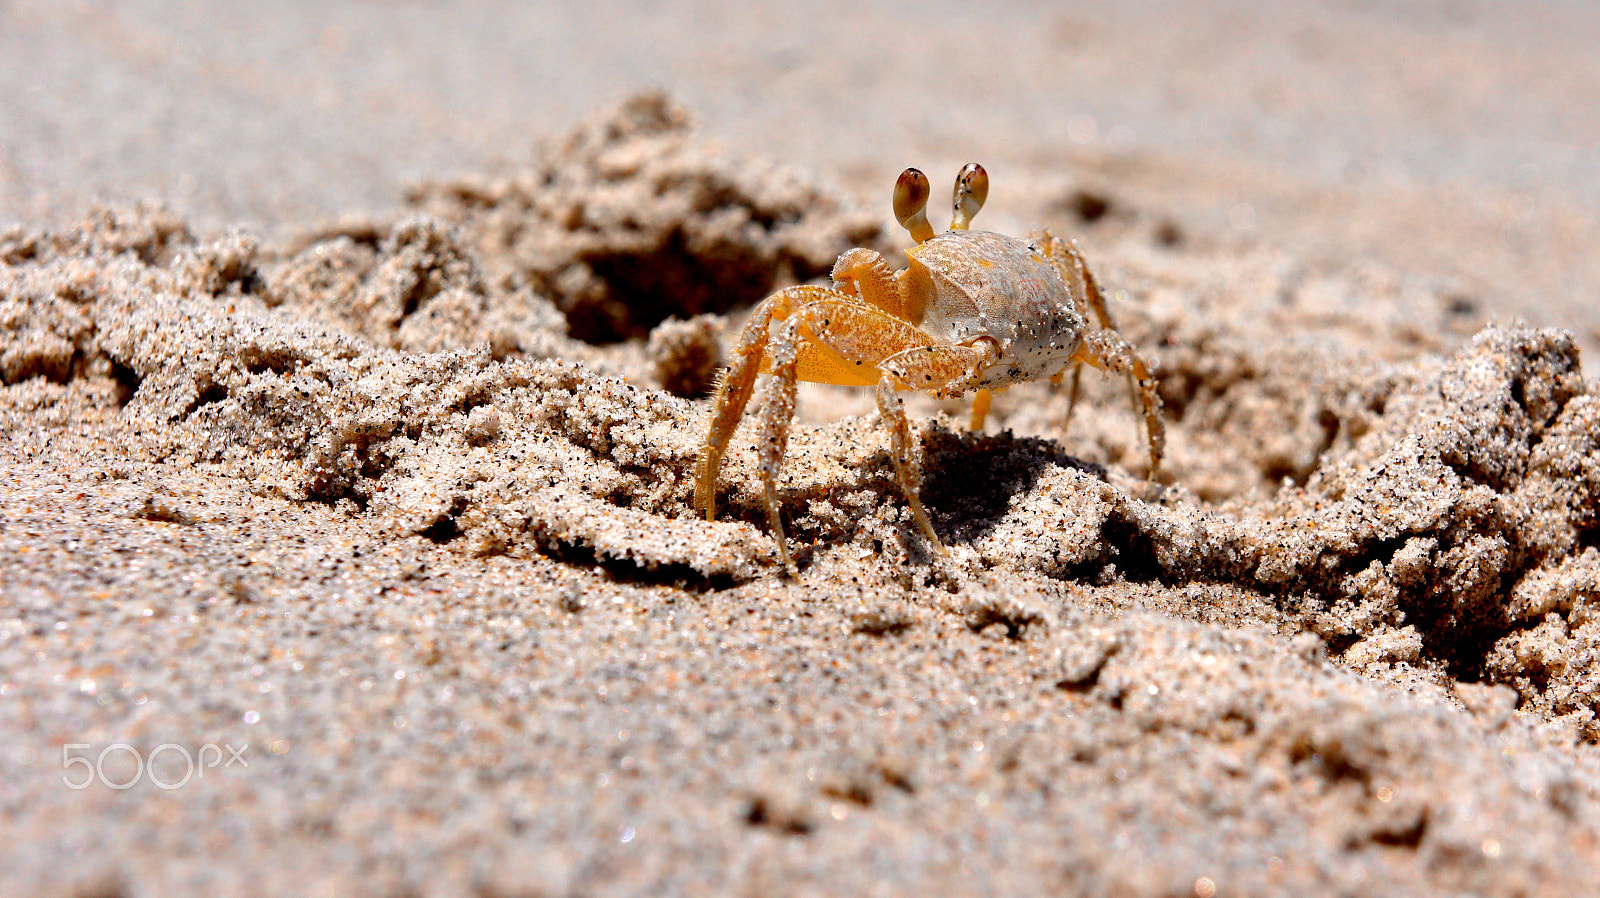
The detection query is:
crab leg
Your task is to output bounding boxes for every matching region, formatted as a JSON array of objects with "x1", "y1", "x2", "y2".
[
  {"x1": 1060, "y1": 244, "x2": 1165, "y2": 475},
  {"x1": 1074, "y1": 330, "x2": 1166, "y2": 476},
  {"x1": 968, "y1": 385, "x2": 1012, "y2": 431},
  {"x1": 698, "y1": 285, "x2": 830, "y2": 520},
  {"x1": 752, "y1": 301, "x2": 962, "y2": 571},
  {"x1": 700, "y1": 285, "x2": 940, "y2": 542},
  {"x1": 875, "y1": 380, "x2": 946, "y2": 559},
  {"x1": 1044, "y1": 232, "x2": 1118, "y2": 332},
  {"x1": 756, "y1": 317, "x2": 806, "y2": 571},
  {"x1": 969, "y1": 388, "x2": 994, "y2": 431},
  {"x1": 871, "y1": 340, "x2": 1001, "y2": 555},
  {"x1": 1033, "y1": 229, "x2": 1121, "y2": 433}
]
